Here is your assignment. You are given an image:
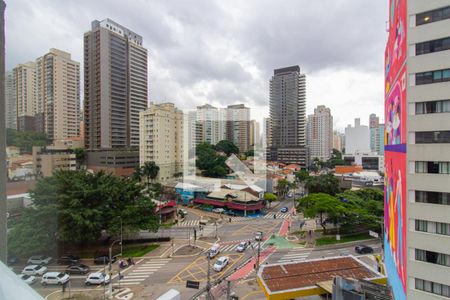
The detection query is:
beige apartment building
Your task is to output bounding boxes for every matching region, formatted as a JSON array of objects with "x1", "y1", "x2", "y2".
[
  {"x1": 307, "y1": 105, "x2": 333, "y2": 161},
  {"x1": 226, "y1": 104, "x2": 251, "y2": 153},
  {"x1": 36, "y1": 49, "x2": 80, "y2": 141},
  {"x1": 13, "y1": 62, "x2": 36, "y2": 132},
  {"x1": 139, "y1": 103, "x2": 183, "y2": 182}
]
